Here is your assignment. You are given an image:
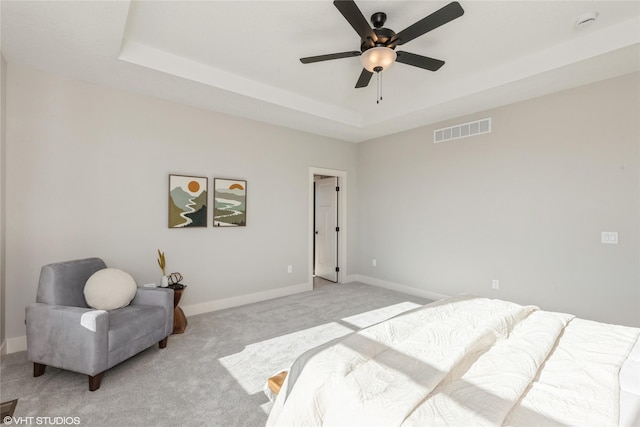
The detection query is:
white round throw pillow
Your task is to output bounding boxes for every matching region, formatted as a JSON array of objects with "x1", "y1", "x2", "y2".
[{"x1": 84, "y1": 268, "x2": 137, "y2": 311}]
